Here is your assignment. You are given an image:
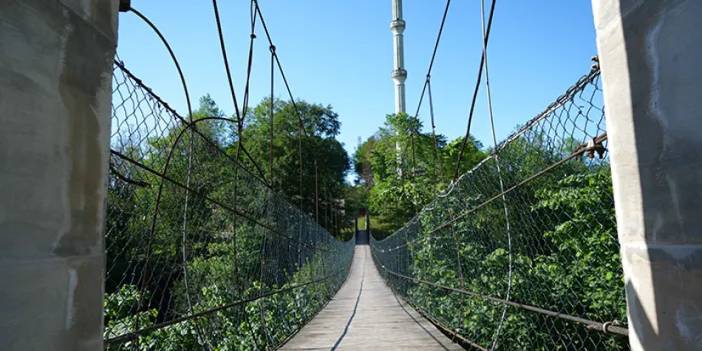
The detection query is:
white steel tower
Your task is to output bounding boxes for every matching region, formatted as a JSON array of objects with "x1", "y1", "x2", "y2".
[
  {"x1": 391, "y1": 0, "x2": 407, "y2": 114},
  {"x1": 391, "y1": 0, "x2": 407, "y2": 176}
]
